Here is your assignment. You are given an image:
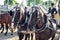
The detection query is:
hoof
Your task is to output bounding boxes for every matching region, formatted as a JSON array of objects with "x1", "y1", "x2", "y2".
[
  {"x1": 4, "y1": 32, "x2": 7, "y2": 35},
  {"x1": 1, "y1": 31, "x2": 3, "y2": 33},
  {"x1": 11, "y1": 33, "x2": 13, "y2": 35}
]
